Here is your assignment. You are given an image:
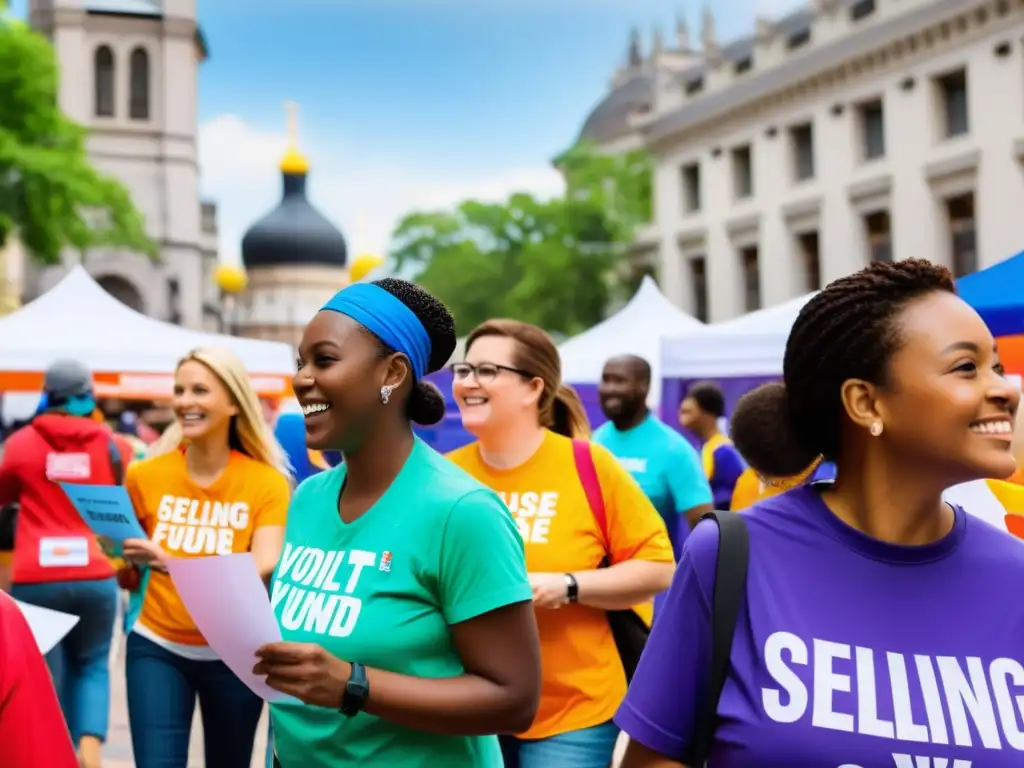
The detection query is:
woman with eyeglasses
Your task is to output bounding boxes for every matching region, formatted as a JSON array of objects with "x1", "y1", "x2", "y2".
[{"x1": 446, "y1": 319, "x2": 674, "y2": 768}]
